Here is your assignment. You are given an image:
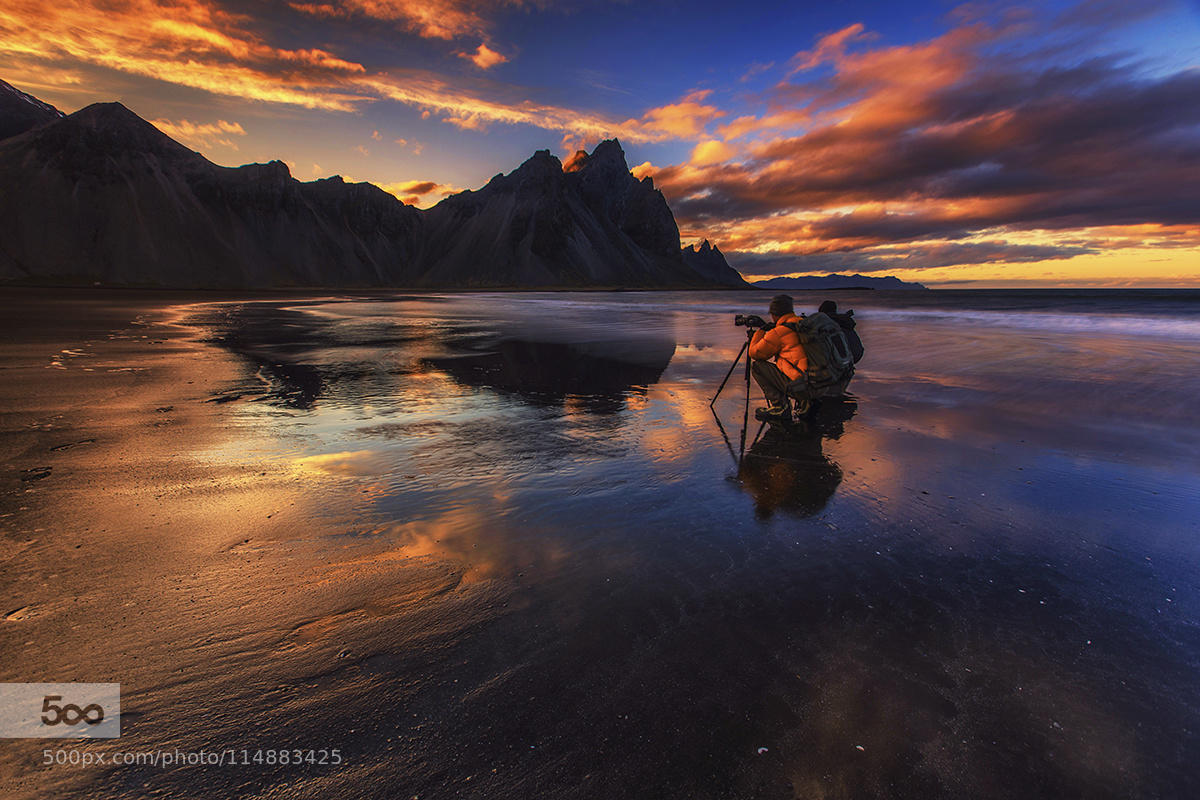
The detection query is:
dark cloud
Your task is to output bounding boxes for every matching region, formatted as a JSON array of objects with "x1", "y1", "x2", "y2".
[
  {"x1": 654, "y1": 6, "x2": 1200, "y2": 258},
  {"x1": 1053, "y1": 0, "x2": 1176, "y2": 31},
  {"x1": 401, "y1": 180, "x2": 441, "y2": 195}
]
